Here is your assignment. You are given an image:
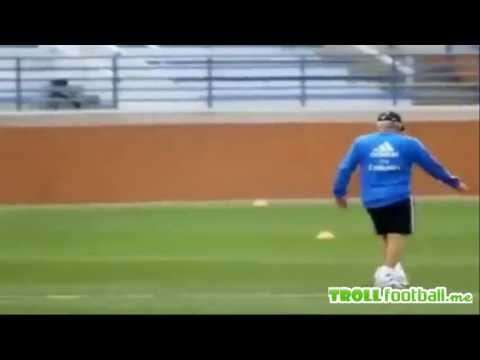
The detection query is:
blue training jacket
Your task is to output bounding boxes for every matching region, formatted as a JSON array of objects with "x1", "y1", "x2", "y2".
[{"x1": 333, "y1": 131, "x2": 460, "y2": 209}]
